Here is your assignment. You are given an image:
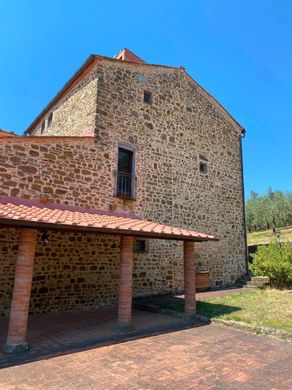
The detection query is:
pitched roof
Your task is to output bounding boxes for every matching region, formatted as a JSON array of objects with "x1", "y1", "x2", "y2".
[
  {"x1": 24, "y1": 49, "x2": 244, "y2": 135},
  {"x1": 0, "y1": 197, "x2": 218, "y2": 242},
  {"x1": 0, "y1": 129, "x2": 16, "y2": 137},
  {"x1": 24, "y1": 55, "x2": 99, "y2": 135}
]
